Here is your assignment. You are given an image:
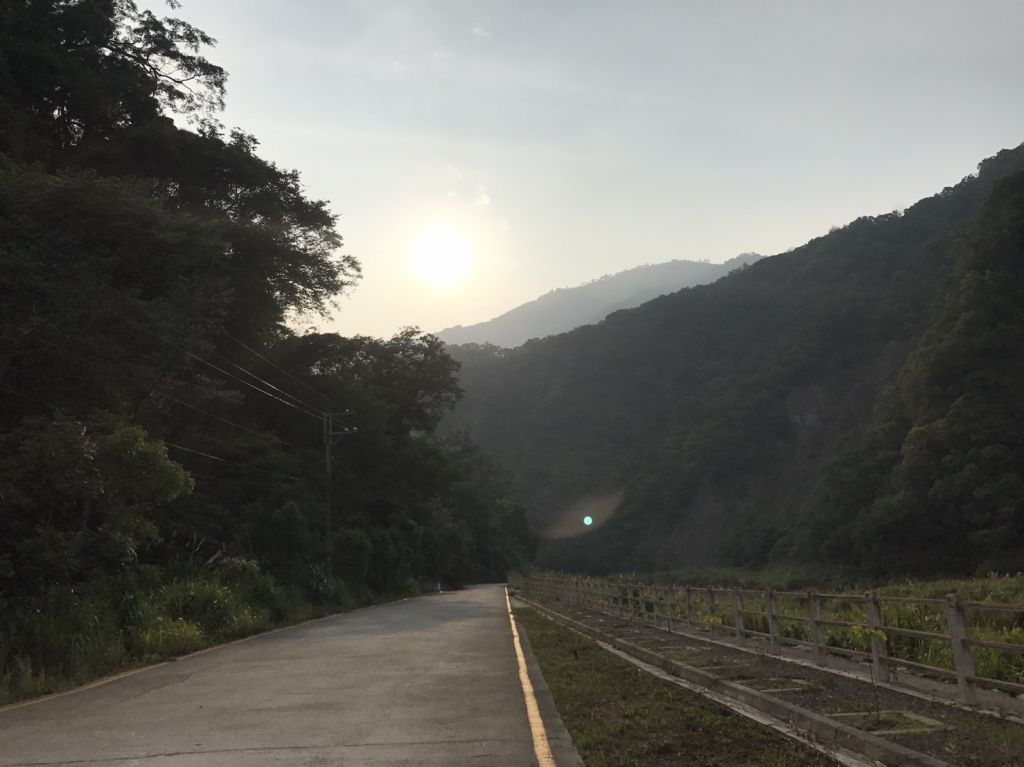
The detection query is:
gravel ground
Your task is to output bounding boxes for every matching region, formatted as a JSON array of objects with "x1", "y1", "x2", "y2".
[{"x1": 549, "y1": 602, "x2": 1024, "y2": 767}]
